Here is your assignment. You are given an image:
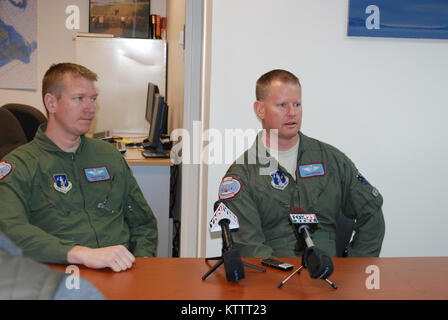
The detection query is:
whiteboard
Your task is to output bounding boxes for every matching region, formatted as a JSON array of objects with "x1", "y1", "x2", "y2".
[{"x1": 76, "y1": 37, "x2": 166, "y2": 134}]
